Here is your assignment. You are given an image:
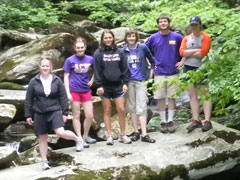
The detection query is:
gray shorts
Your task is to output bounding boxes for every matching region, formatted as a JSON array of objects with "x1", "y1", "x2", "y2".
[
  {"x1": 33, "y1": 110, "x2": 64, "y2": 136},
  {"x1": 153, "y1": 74, "x2": 179, "y2": 99},
  {"x1": 126, "y1": 80, "x2": 148, "y2": 116}
]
